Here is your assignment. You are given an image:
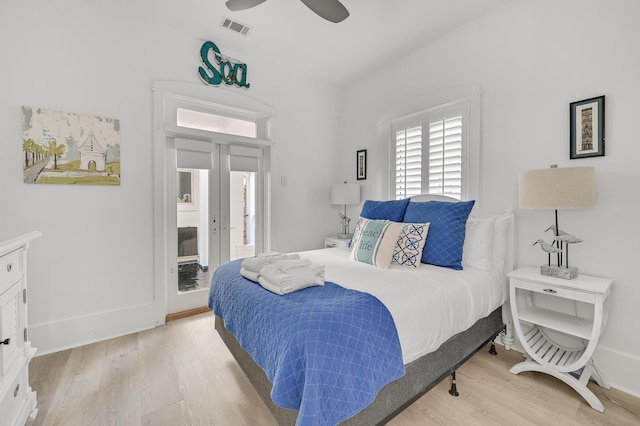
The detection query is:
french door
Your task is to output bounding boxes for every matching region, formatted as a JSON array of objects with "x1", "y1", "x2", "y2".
[
  {"x1": 168, "y1": 140, "x2": 222, "y2": 314},
  {"x1": 153, "y1": 83, "x2": 273, "y2": 319},
  {"x1": 167, "y1": 141, "x2": 264, "y2": 314}
]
